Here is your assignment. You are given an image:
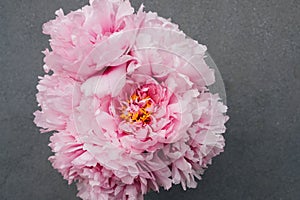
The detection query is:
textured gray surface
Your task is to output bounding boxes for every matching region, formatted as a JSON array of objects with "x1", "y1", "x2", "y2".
[{"x1": 1, "y1": 0, "x2": 300, "y2": 199}]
